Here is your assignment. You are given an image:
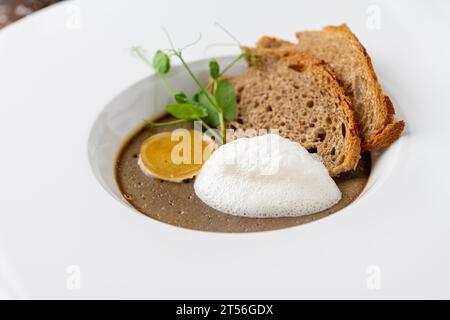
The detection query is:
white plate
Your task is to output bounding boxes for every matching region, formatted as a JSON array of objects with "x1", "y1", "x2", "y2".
[{"x1": 1, "y1": 0, "x2": 449, "y2": 299}]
